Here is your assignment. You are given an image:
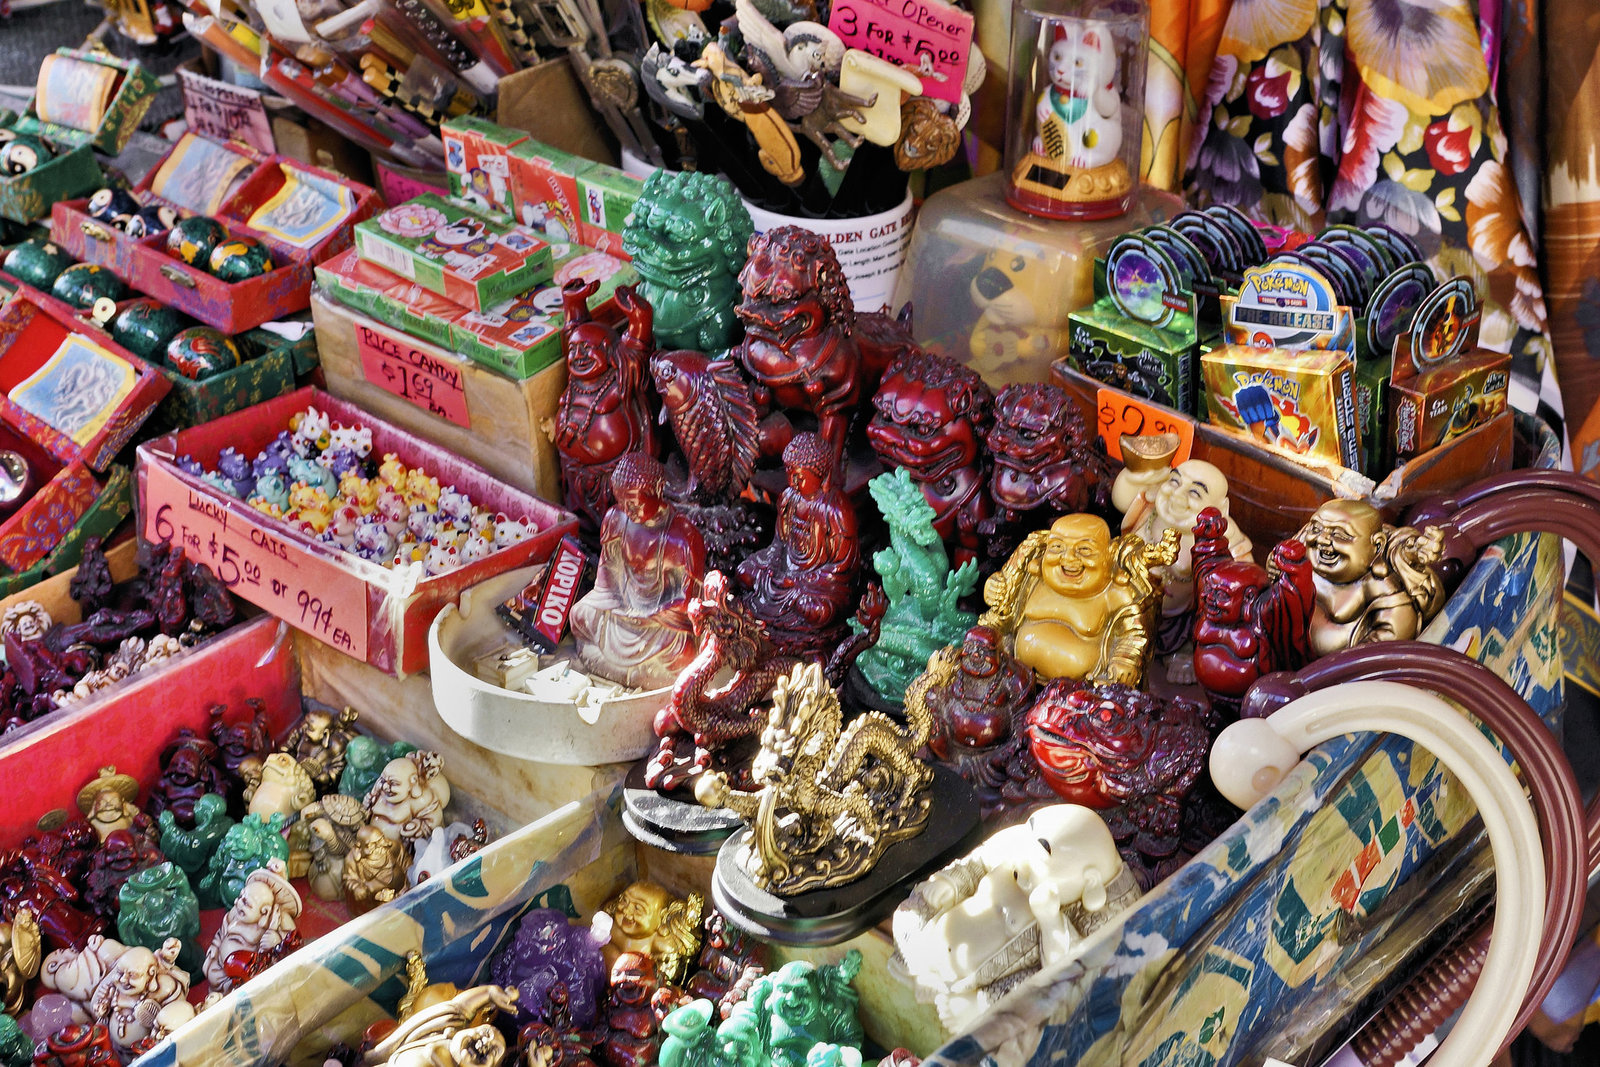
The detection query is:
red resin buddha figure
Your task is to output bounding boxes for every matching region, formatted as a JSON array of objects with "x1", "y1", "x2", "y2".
[{"x1": 735, "y1": 433, "x2": 861, "y2": 657}]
